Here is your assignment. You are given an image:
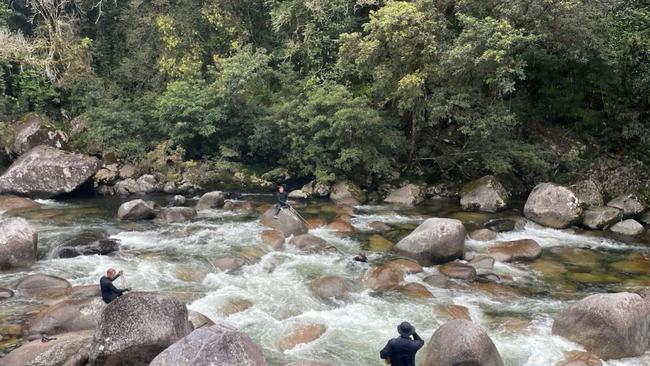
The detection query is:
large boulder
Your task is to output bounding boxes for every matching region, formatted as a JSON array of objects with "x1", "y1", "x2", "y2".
[
  {"x1": 487, "y1": 239, "x2": 542, "y2": 262},
  {"x1": 114, "y1": 178, "x2": 140, "y2": 196},
  {"x1": 393, "y1": 218, "x2": 465, "y2": 266},
  {"x1": 89, "y1": 292, "x2": 192, "y2": 366},
  {"x1": 279, "y1": 322, "x2": 327, "y2": 351},
  {"x1": 290, "y1": 233, "x2": 328, "y2": 251},
  {"x1": 422, "y1": 319, "x2": 504, "y2": 366},
  {"x1": 9, "y1": 113, "x2": 68, "y2": 156},
  {"x1": 93, "y1": 164, "x2": 119, "y2": 186},
  {"x1": 384, "y1": 184, "x2": 425, "y2": 206},
  {"x1": 13, "y1": 273, "x2": 71, "y2": 298},
  {"x1": 460, "y1": 175, "x2": 509, "y2": 212},
  {"x1": 196, "y1": 191, "x2": 226, "y2": 211},
  {"x1": 1, "y1": 330, "x2": 93, "y2": 366},
  {"x1": 581, "y1": 206, "x2": 623, "y2": 230},
  {"x1": 302, "y1": 180, "x2": 330, "y2": 198},
  {"x1": 0, "y1": 145, "x2": 100, "y2": 198},
  {"x1": 149, "y1": 324, "x2": 267, "y2": 366},
  {"x1": 523, "y1": 183, "x2": 582, "y2": 229},
  {"x1": 260, "y1": 229, "x2": 285, "y2": 250},
  {"x1": 158, "y1": 207, "x2": 196, "y2": 223},
  {"x1": 609, "y1": 219, "x2": 645, "y2": 236},
  {"x1": 606, "y1": 194, "x2": 646, "y2": 218},
  {"x1": 365, "y1": 264, "x2": 405, "y2": 292},
  {"x1": 570, "y1": 180, "x2": 603, "y2": 208},
  {"x1": 330, "y1": 181, "x2": 366, "y2": 205},
  {"x1": 28, "y1": 297, "x2": 105, "y2": 336},
  {"x1": 117, "y1": 199, "x2": 156, "y2": 221},
  {"x1": 49, "y1": 230, "x2": 119, "y2": 259},
  {"x1": 0, "y1": 217, "x2": 37, "y2": 269},
  {"x1": 552, "y1": 292, "x2": 650, "y2": 360},
  {"x1": 260, "y1": 206, "x2": 308, "y2": 238},
  {"x1": 0, "y1": 195, "x2": 41, "y2": 213}
]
